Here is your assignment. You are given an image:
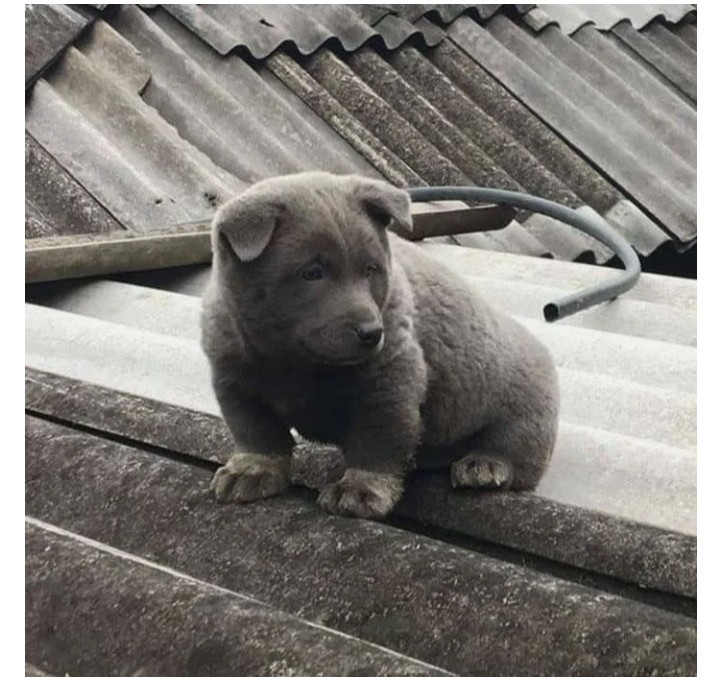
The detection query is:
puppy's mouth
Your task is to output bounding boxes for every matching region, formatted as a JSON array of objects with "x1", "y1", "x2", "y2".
[{"x1": 299, "y1": 339, "x2": 384, "y2": 366}]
